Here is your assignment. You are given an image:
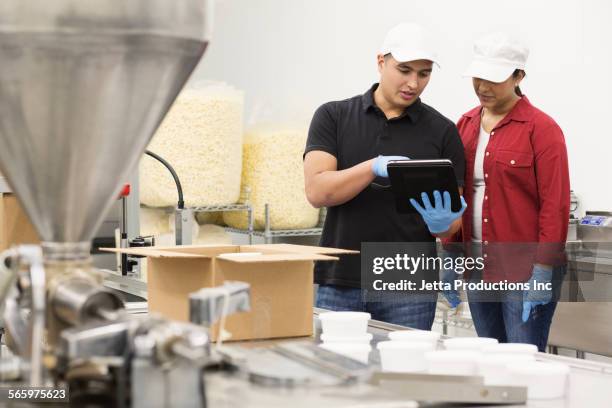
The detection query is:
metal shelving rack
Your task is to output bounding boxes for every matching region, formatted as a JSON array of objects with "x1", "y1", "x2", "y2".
[
  {"x1": 193, "y1": 202, "x2": 255, "y2": 243},
  {"x1": 225, "y1": 204, "x2": 326, "y2": 244},
  {"x1": 178, "y1": 185, "x2": 325, "y2": 244},
  {"x1": 189, "y1": 203, "x2": 252, "y2": 213}
]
